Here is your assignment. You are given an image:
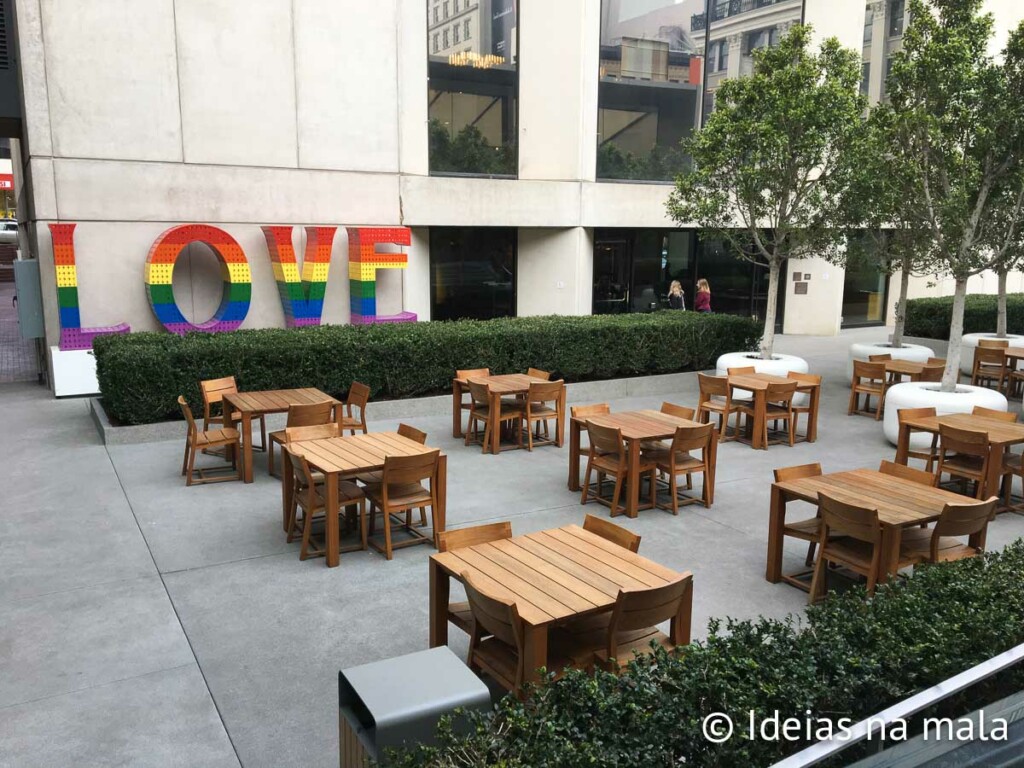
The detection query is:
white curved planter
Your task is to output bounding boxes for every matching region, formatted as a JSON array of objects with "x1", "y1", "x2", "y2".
[
  {"x1": 847, "y1": 341, "x2": 934, "y2": 379},
  {"x1": 716, "y1": 351, "x2": 810, "y2": 405},
  {"x1": 960, "y1": 332, "x2": 1024, "y2": 375},
  {"x1": 882, "y1": 382, "x2": 1008, "y2": 448}
]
